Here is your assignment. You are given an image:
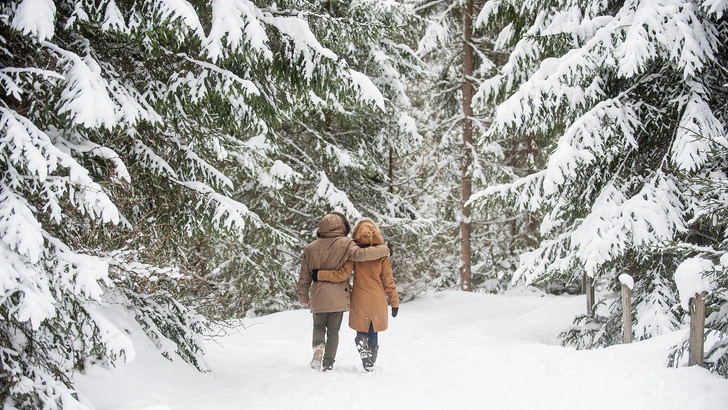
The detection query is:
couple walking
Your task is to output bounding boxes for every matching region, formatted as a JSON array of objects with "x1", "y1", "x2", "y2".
[{"x1": 297, "y1": 212, "x2": 399, "y2": 372}]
